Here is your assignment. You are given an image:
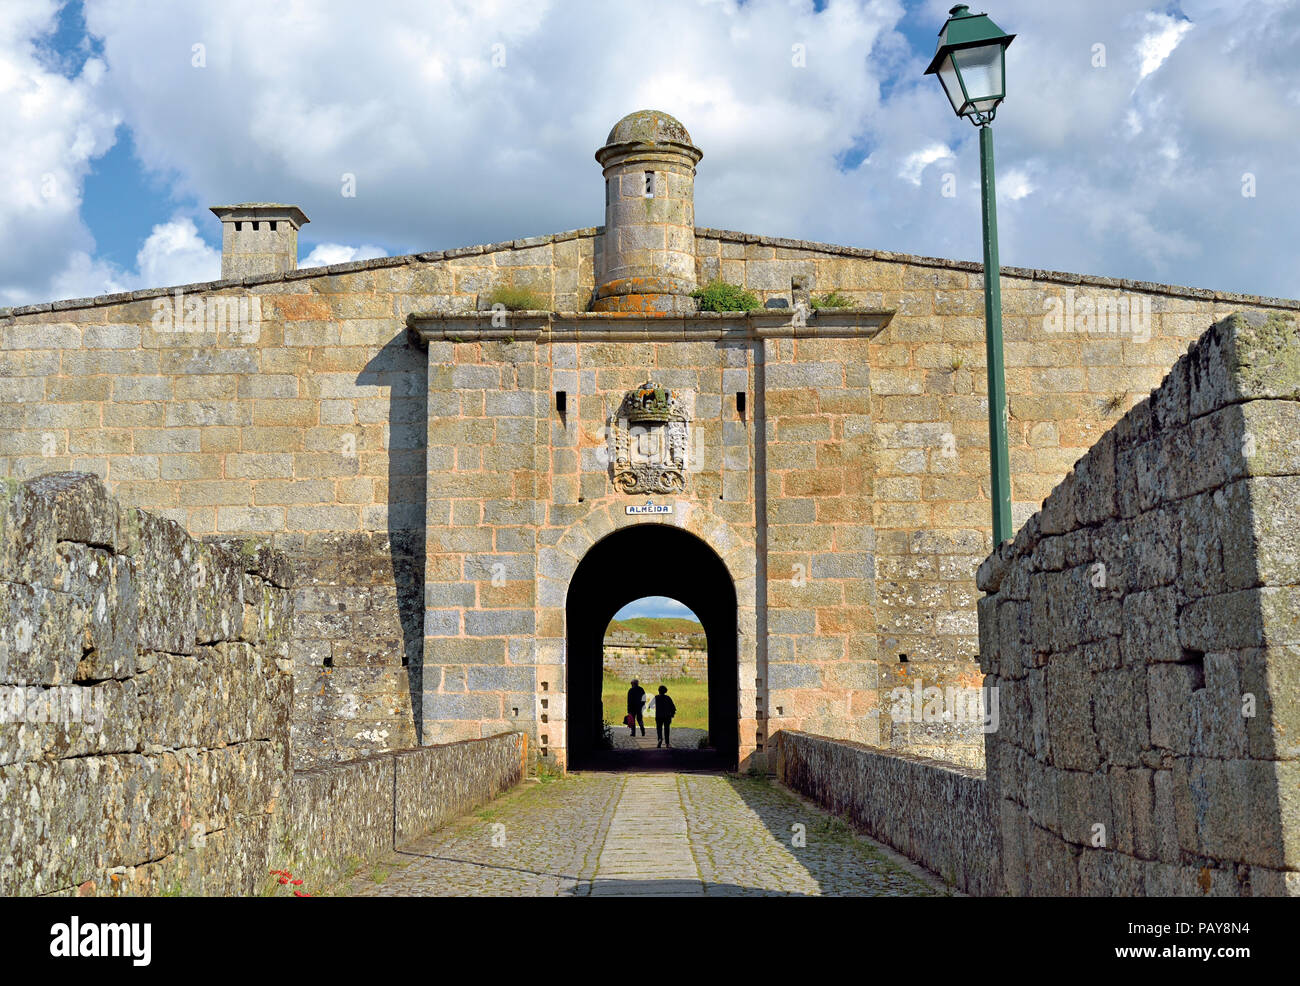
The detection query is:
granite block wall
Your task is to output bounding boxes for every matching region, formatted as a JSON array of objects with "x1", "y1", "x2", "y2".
[
  {"x1": 3, "y1": 222, "x2": 1298, "y2": 767},
  {"x1": 602, "y1": 643, "x2": 708, "y2": 682},
  {"x1": 977, "y1": 311, "x2": 1300, "y2": 896},
  {"x1": 0, "y1": 471, "x2": 293, "y2": 896}
]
